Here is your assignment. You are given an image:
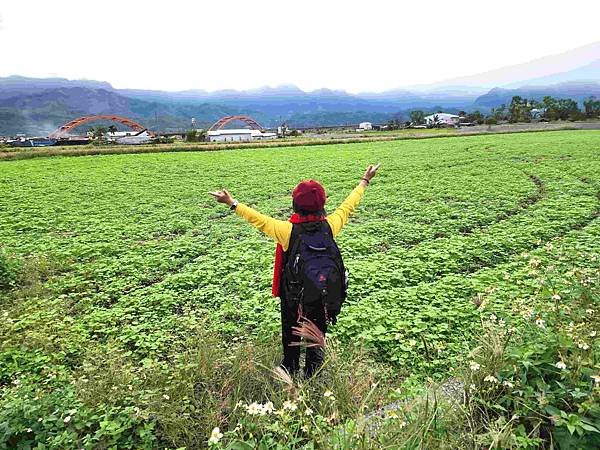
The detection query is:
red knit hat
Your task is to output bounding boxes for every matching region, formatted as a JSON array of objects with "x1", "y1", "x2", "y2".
[{"x1": 292, "y1": 179, "x2": 326, "y2": 212}]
